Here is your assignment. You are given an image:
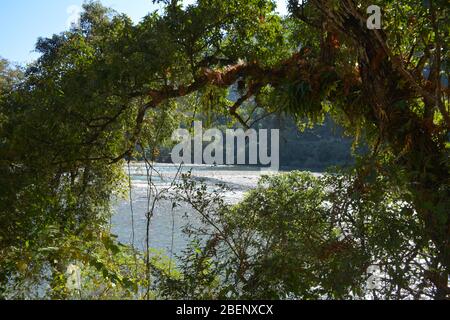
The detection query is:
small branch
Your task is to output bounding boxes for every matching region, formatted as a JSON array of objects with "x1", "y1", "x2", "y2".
[{"x1": 229, "y1": 82, "x2": 263, "y2": 129}]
